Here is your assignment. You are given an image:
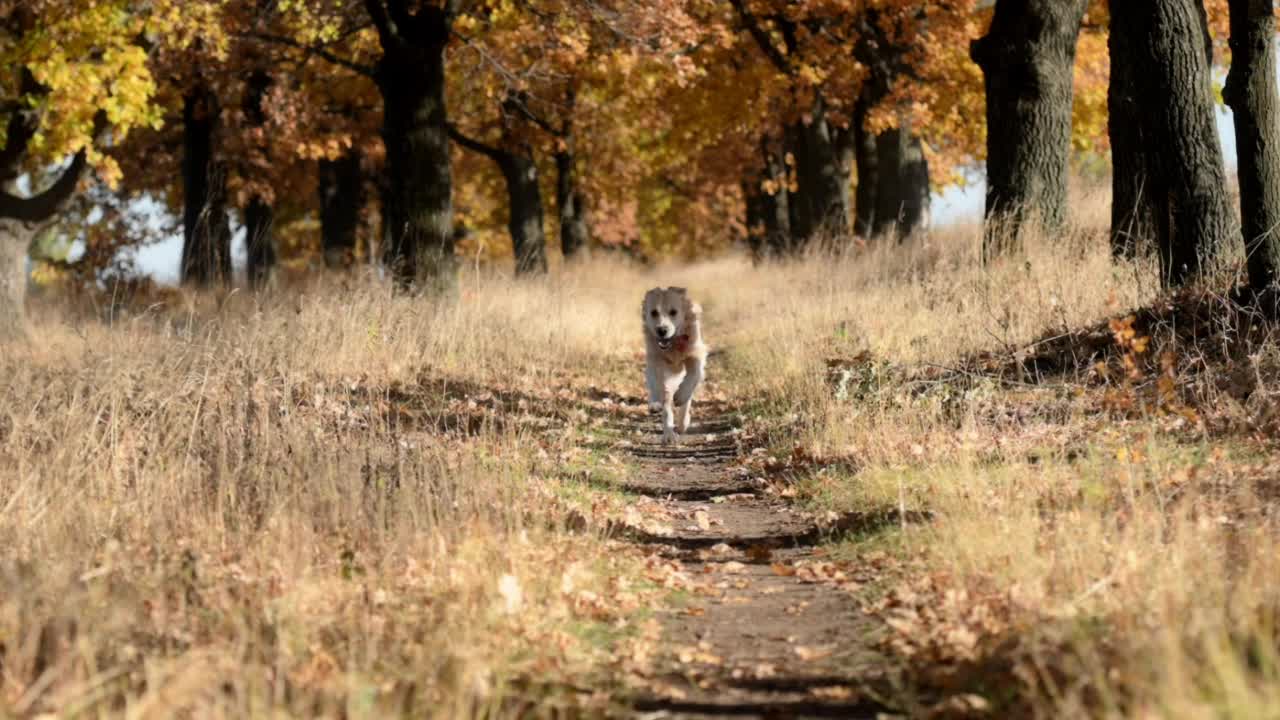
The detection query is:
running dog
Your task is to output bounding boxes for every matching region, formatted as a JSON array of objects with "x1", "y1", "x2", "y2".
[{"x1": 642, "y1": 287, "x2": 707, "y2": 444}]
